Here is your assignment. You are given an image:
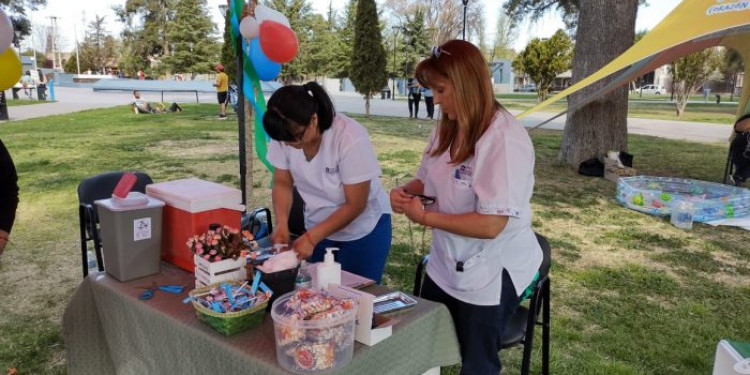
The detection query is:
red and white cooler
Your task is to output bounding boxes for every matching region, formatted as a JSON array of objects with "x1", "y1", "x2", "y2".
[{"x1": 146, "y1": 178, "x2": 245, "y2": 272}]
